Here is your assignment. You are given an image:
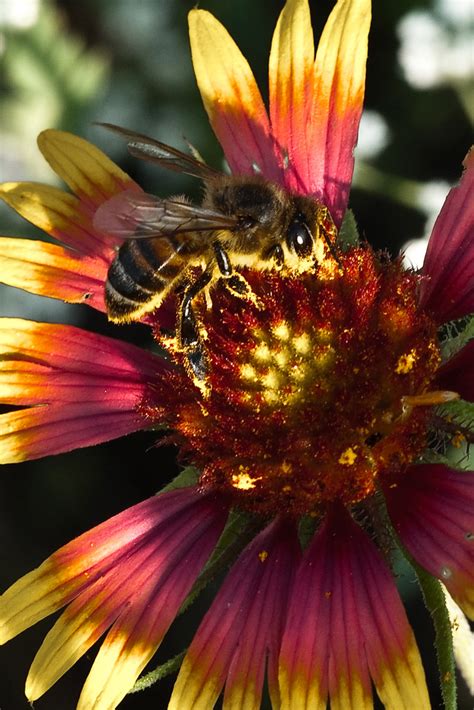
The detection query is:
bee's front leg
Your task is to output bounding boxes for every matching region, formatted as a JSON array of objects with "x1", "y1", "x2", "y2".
[
  {"x1": 179, "y1": 268, "x2": 212, "y2": 381},
  {"x1": 212, "y1": 240, "x2": 259, "y2": 303}
]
